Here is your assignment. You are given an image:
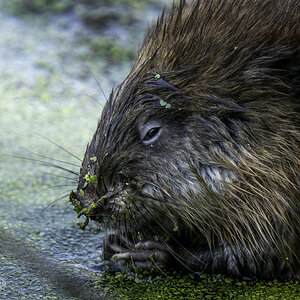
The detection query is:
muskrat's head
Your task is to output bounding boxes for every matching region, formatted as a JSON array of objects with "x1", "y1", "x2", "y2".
[
  {"x1": 69, "y1": 67, "x2": 261, "y2": 246},
  {"x1": 69, "y1": 71, "x2": 217, "y2": 240}
]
